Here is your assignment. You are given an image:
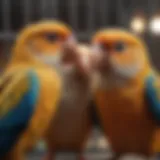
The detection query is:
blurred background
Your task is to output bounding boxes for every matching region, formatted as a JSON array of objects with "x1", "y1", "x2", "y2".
[
  {"x1": 0, "y1": 0, "x2": 160, "y2": 159},
  {"x1": 1, "y1": 0, "x2": 160, "y2": 70}
]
